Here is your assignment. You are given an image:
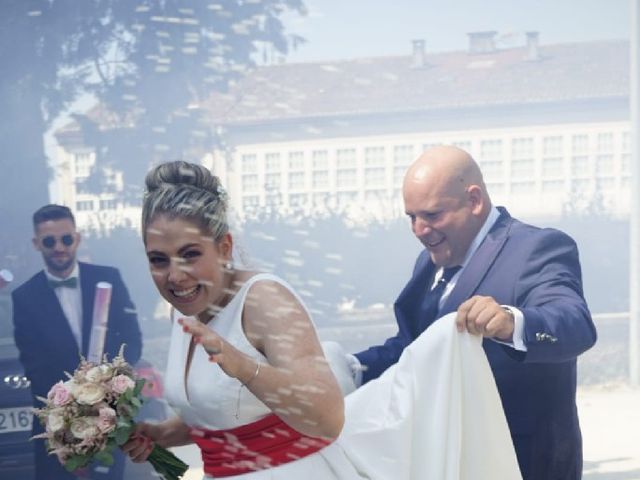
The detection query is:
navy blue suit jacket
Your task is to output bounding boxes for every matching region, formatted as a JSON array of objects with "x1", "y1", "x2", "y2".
[
  {"x1": 355, "y1": 208, "x2": 597, "y2": 480},
  {"x1": 12, "y1": 262, "x2": 142, "y2": 480}
]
